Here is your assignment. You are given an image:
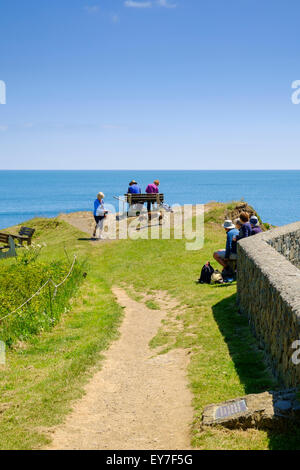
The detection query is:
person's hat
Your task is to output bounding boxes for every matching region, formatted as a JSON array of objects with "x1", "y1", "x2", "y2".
[
  {"x1": 97, "y1": 192, "x2": 105, "y2": 199},
  {"x1": 250, "y1": 215, "x2": 259, "y2": 226},
  {"x1": 223, "y1": 219, "x2": 235, "y2": 230},
  {"x1": 129, "y1": 180, "x2": 137, "y2": 185}
]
